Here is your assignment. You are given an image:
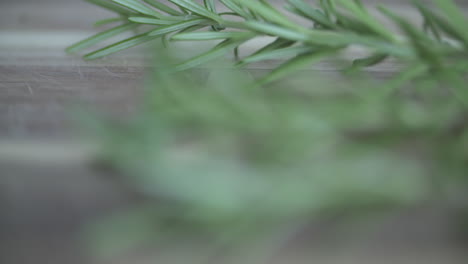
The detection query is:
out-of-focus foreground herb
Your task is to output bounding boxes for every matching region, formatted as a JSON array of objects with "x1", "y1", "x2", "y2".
[{"x1": 83, "y1": 50, "x2": 468, "y2": 262}]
